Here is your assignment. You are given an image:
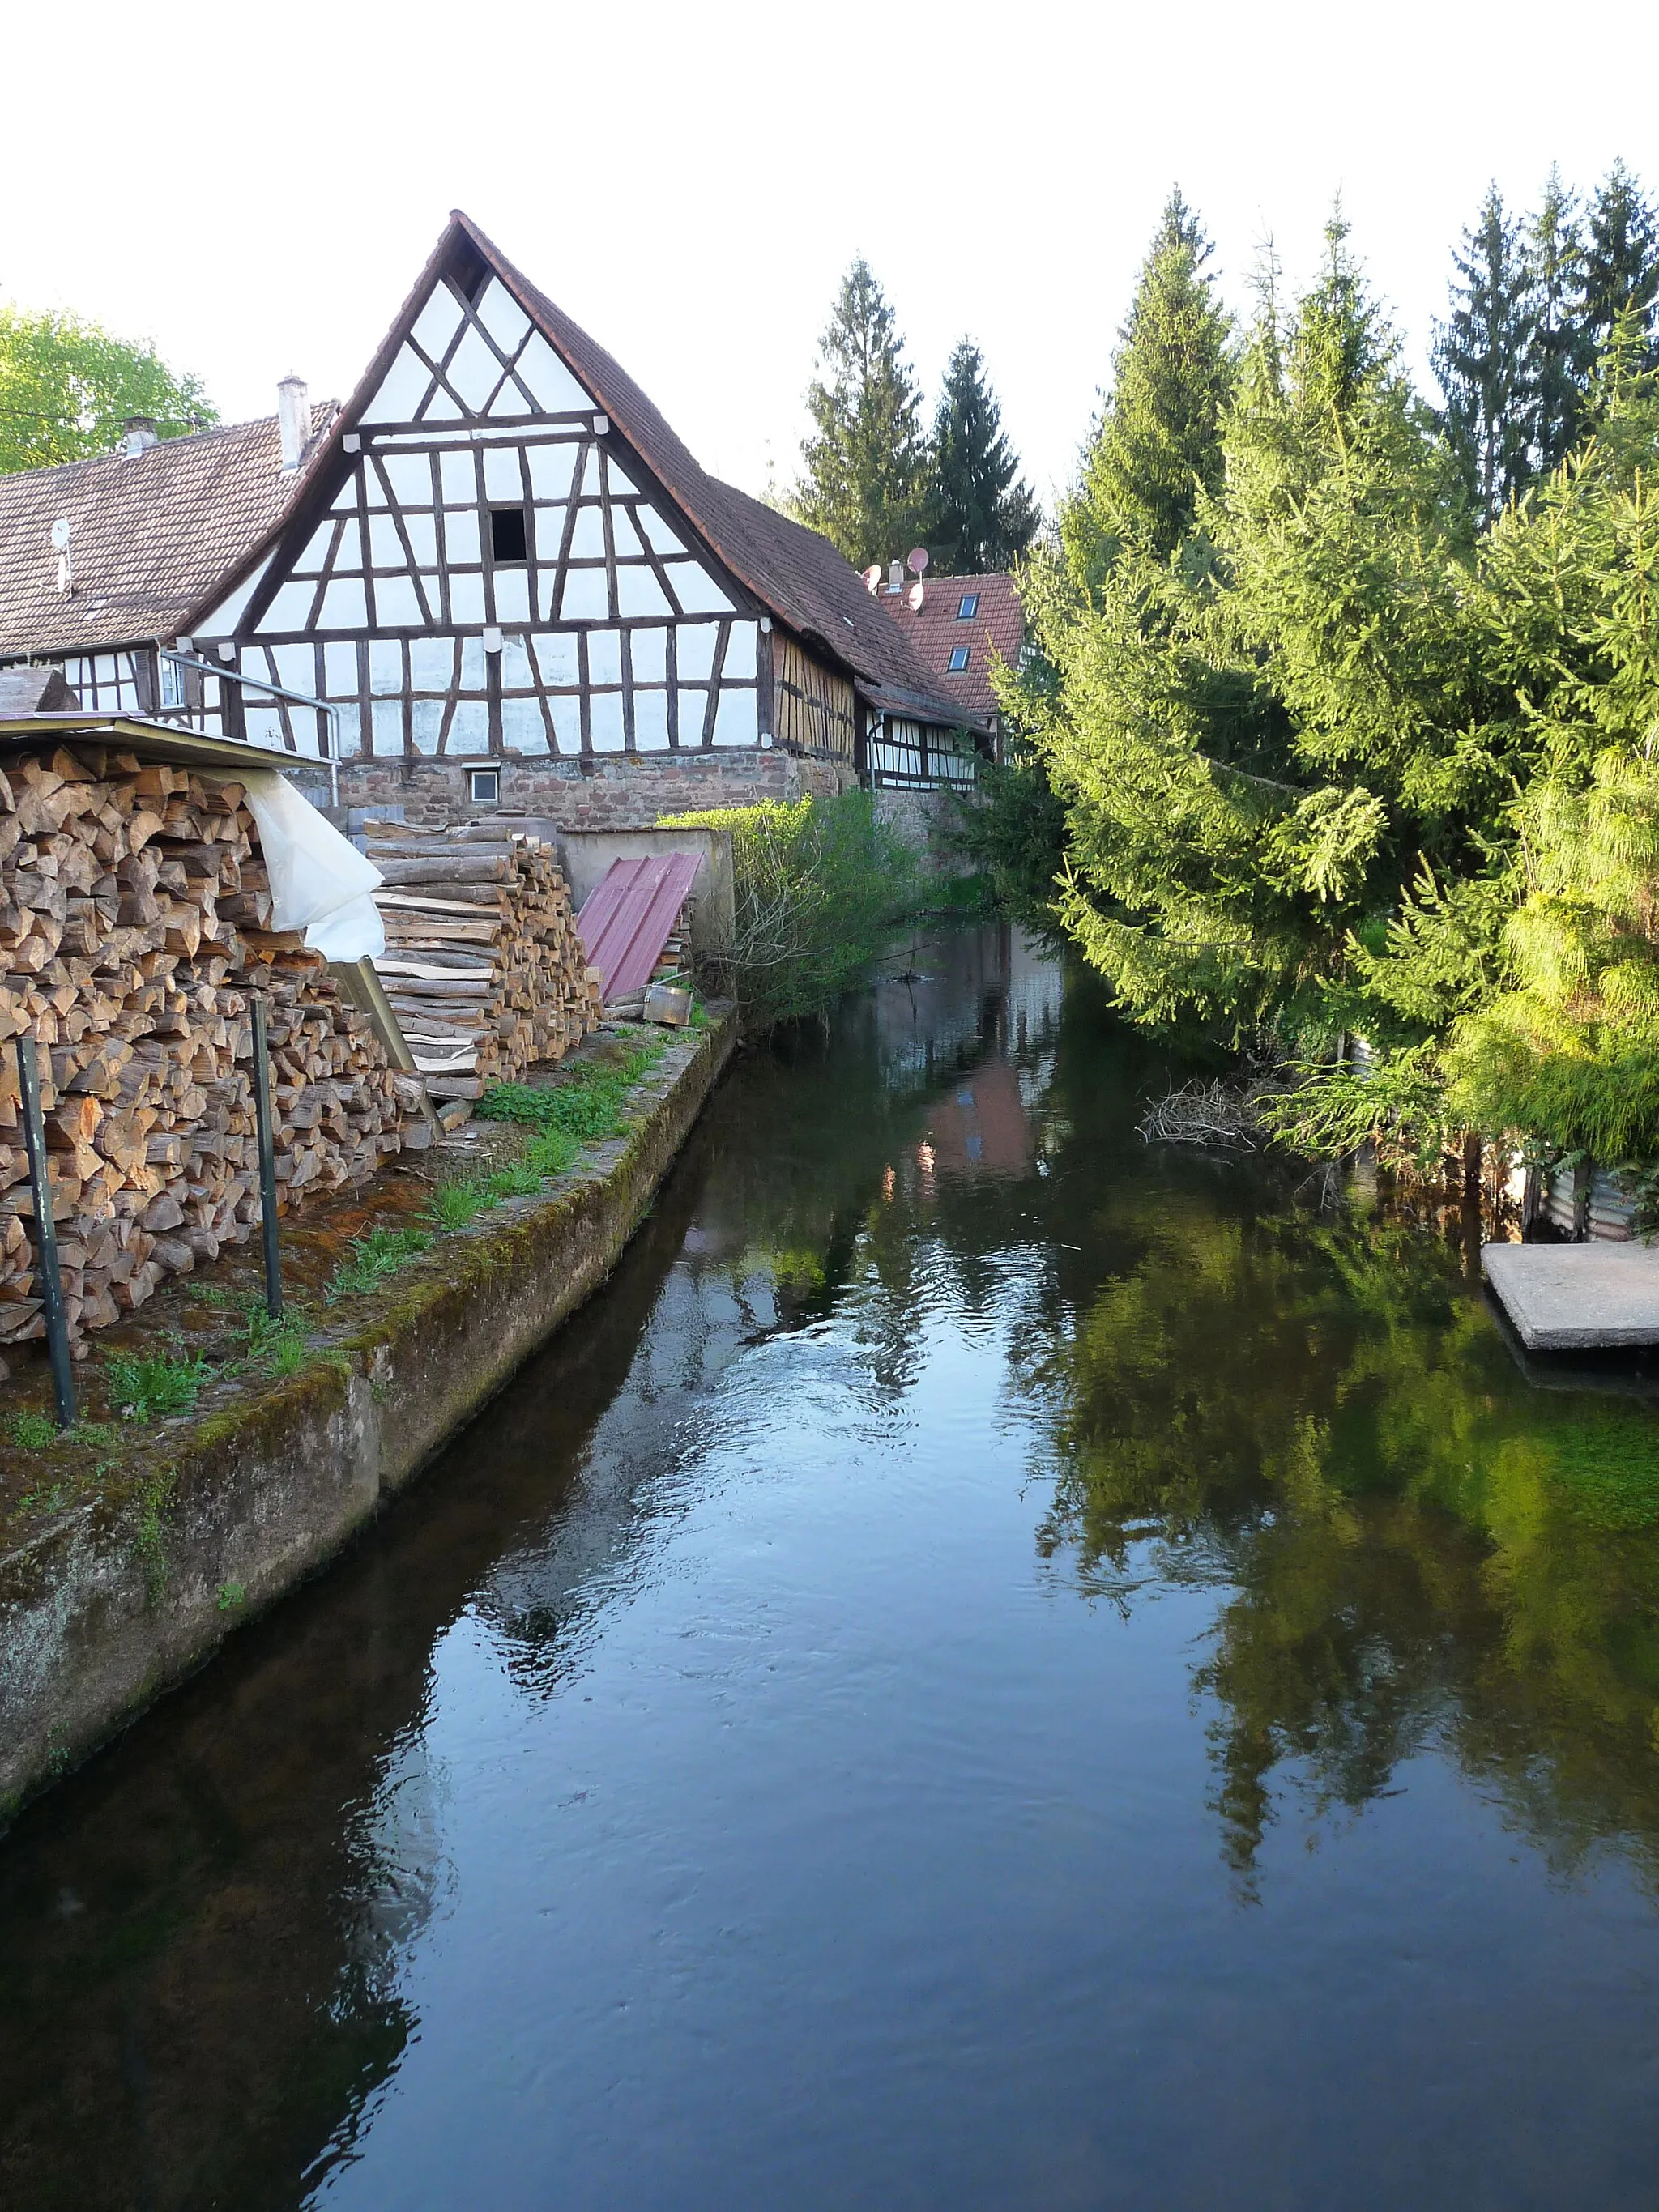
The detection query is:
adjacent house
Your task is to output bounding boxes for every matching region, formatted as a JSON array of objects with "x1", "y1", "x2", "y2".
[
  {"x1": 0, "y1": 213, "x2": 983, "y2": 826},
  {"x1": 869, "y1": 569, "x2": 1024, "y2": 779}
]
